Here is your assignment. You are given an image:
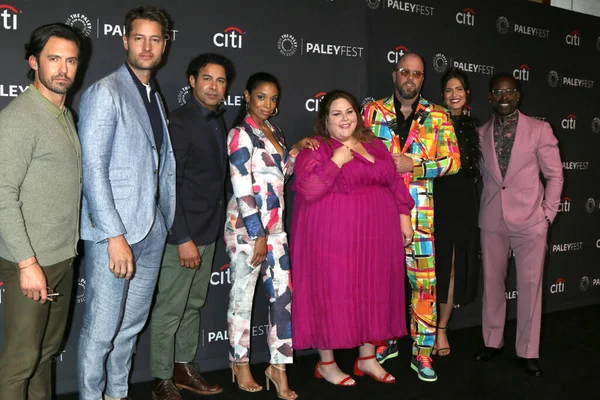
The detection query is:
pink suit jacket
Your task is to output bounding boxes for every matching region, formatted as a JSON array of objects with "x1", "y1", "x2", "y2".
[{"x1": 478, "y1": 111, "x2": 563, "y2": 233}]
